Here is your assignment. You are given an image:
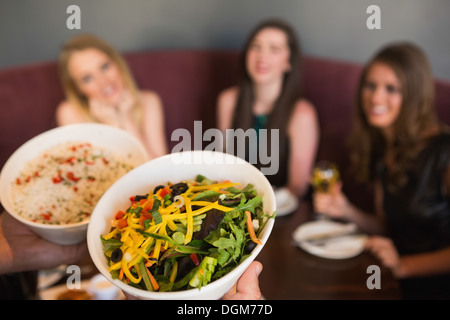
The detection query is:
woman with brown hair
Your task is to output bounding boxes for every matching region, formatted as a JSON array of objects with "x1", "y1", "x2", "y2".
[
  {"x1": 217, "y1": 18, "x2": 319, "y2": 198},
  {"x1": 56, "y1": 34, "x2": 168, "y2": 160},
  {"x1": 314, "y1": 42, "x2": 450, "y2": 299}
]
